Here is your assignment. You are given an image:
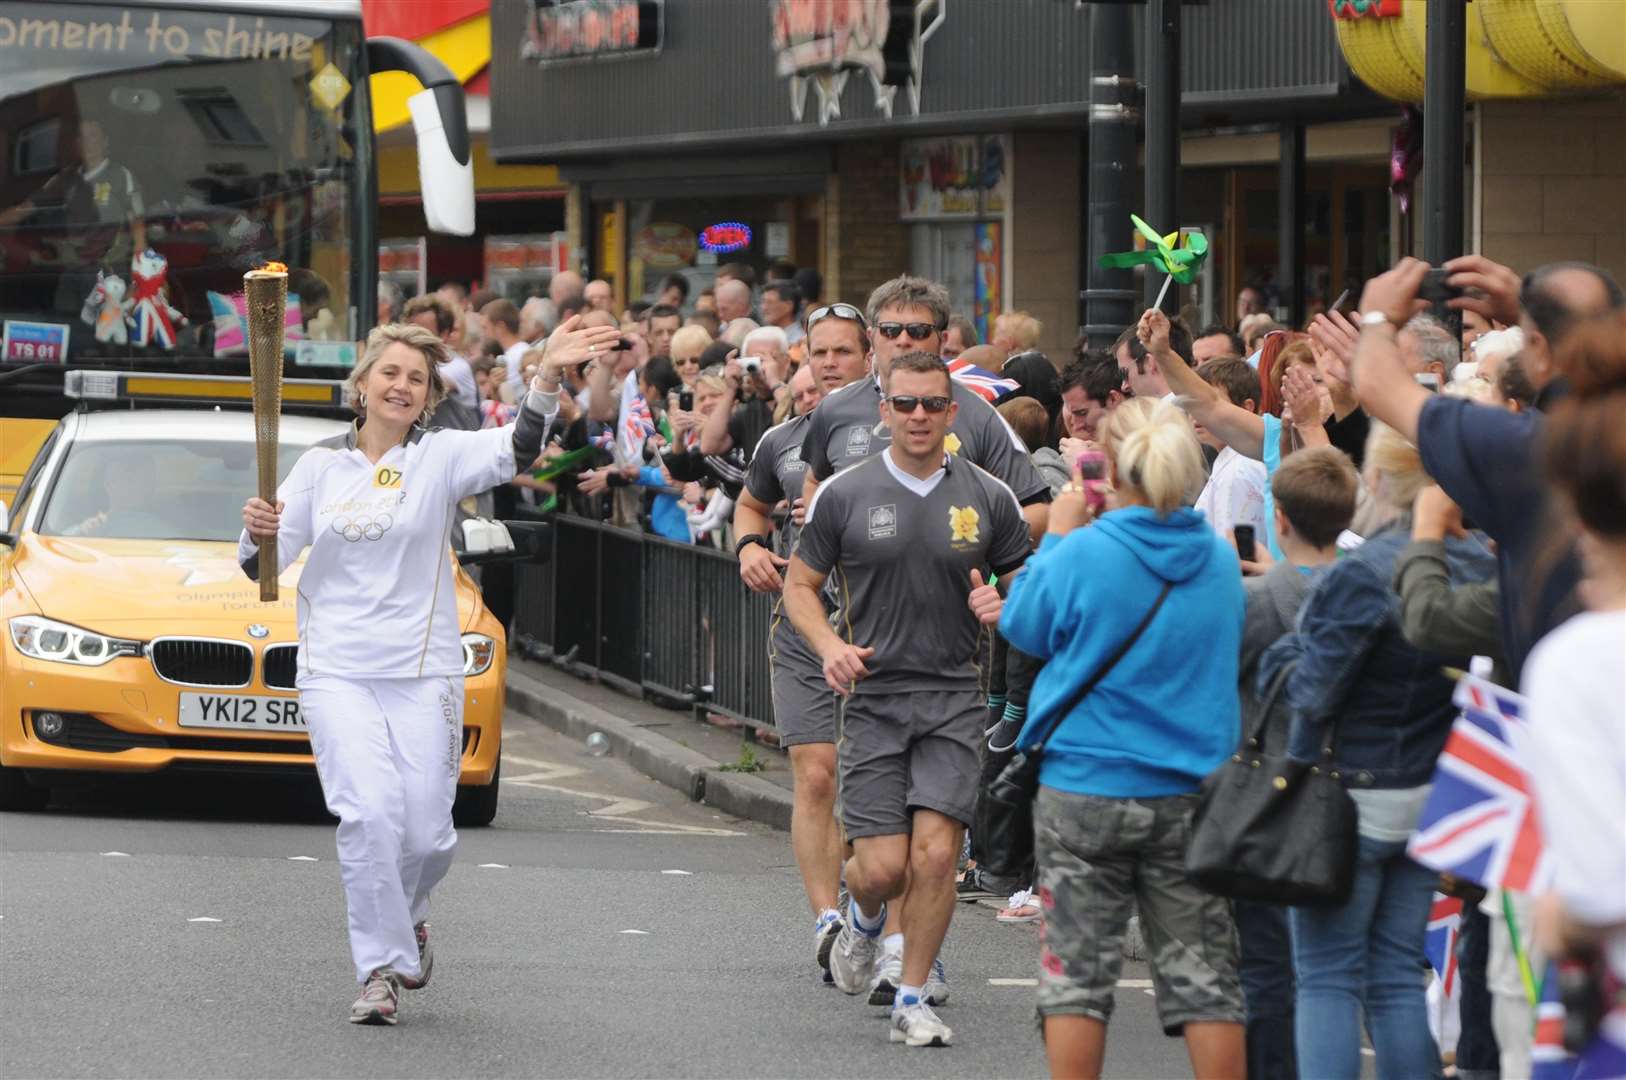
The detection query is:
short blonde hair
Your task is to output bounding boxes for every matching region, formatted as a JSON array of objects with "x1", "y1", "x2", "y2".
[
  {"x1": 670, "y1": 324, "x2": 713, "y2": 364},
  {"x1": 693, "y1": 372, "x2": 729, "y2": 397},
  {"x1": 1100, "y1": 397, "x2": 1208, "y2": 514},
  {"x1": 995, "y1": 310, "x2": 1043, "y2": 350},
  {"x1": 346, "y1": 323, "x2": 447, "y2": 419},
  {"x1": 1363, "y1": 421, "x2": 1432, "y2": 512}
]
